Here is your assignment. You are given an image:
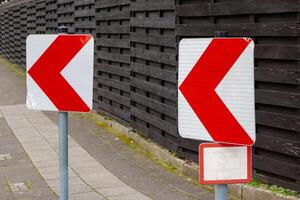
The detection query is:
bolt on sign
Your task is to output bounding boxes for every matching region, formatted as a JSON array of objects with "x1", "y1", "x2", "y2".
[
  {"x1": 178, "y1": 38, "x2": 255, "y2": 146},
  {"x1": 26, "y1": 34, "x2": 94, "y2": 112}
]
